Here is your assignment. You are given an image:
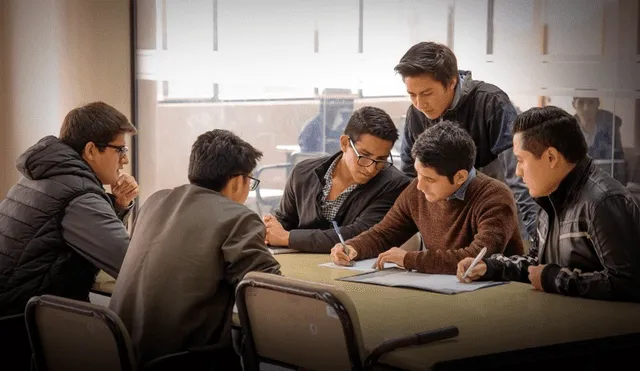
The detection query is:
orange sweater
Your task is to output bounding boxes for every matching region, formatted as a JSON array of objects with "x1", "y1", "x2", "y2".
[{"x1": 347, "y1": 172, "x2": 524, "y2": 274}]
